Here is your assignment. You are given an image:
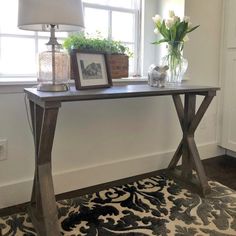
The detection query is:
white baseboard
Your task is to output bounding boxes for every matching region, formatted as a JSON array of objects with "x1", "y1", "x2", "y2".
[
  {"x1": 226, "y1": 149, "x2": 236, "y2": 158},
  {"x1": 0, "y1": 142, "x2": 224, "y2": 209}
]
